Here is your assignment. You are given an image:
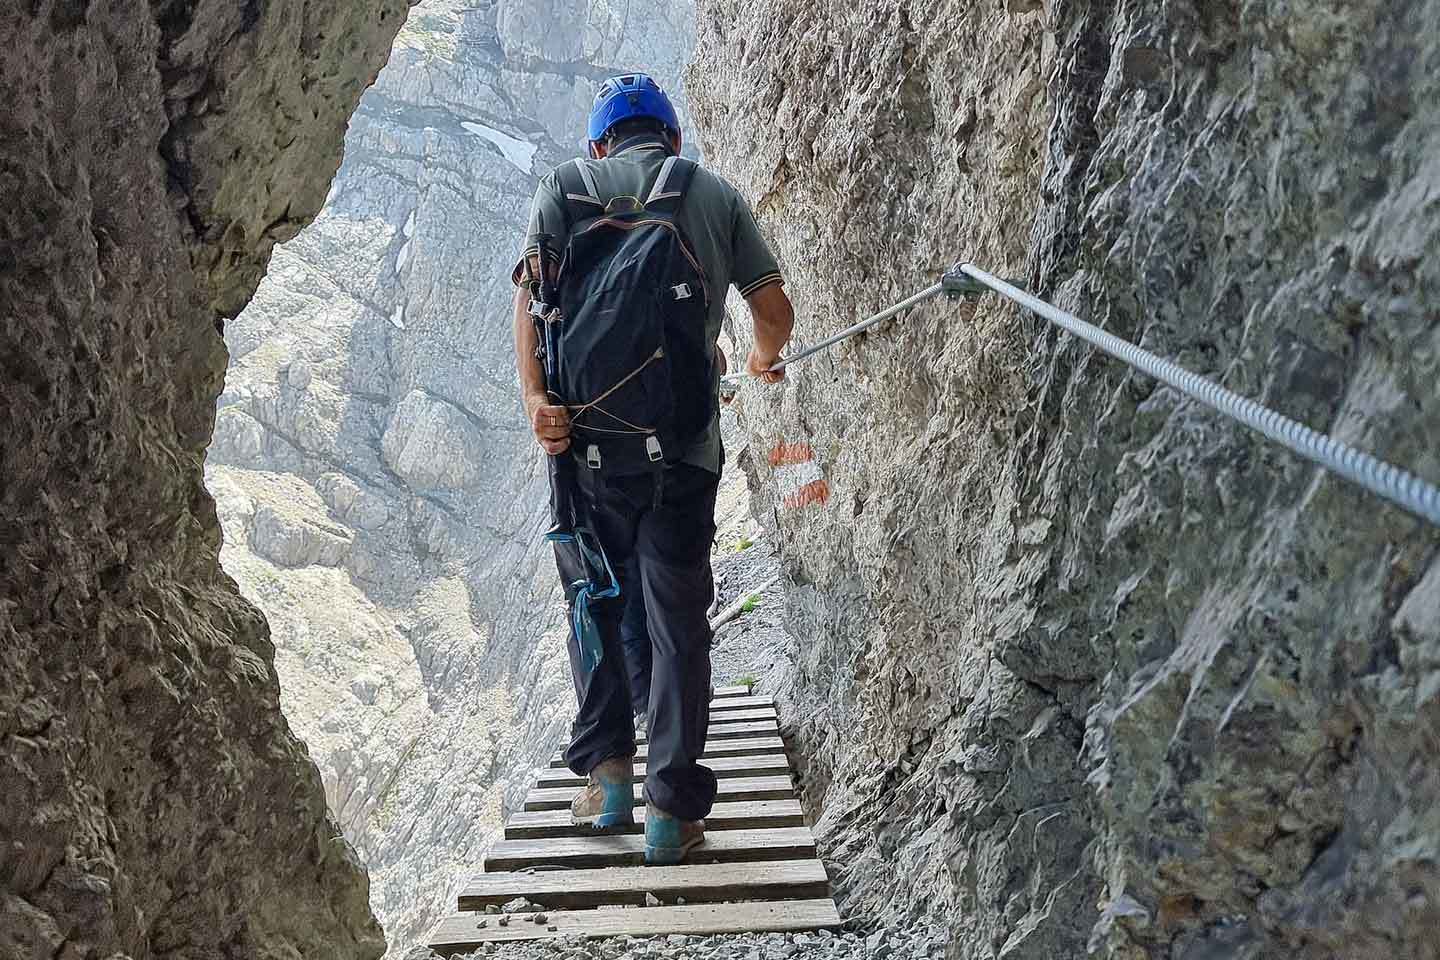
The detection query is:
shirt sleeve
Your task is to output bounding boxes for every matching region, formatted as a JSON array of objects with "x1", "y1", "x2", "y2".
[
  {"x1": 510, "y1": 171, "x2": 568, "y2": 286},
  {"x1": 729, "y1": 192, "x2": 784, "y2": 298}
]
